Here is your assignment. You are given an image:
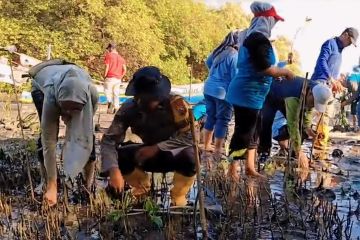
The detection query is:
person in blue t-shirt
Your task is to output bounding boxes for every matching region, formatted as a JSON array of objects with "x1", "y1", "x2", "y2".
[
  {"x1": 341, "y1": 69, "x2": 360, "y2": 132},
  {"x1": 203, "y1": 29, "x2": 247, "y2": 165},
  {"x1": 226, "y1": 1, "x2": 295, "y2": 179}
]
